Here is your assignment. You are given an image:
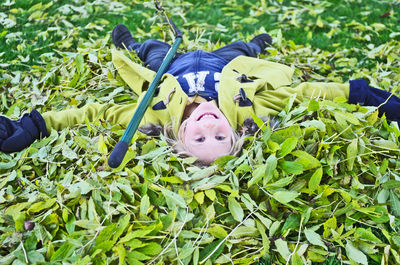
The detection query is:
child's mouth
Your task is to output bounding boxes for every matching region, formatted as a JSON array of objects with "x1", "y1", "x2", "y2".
[{"x1": 197, "y1": 112, "x2": 218, "y2": 121}]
